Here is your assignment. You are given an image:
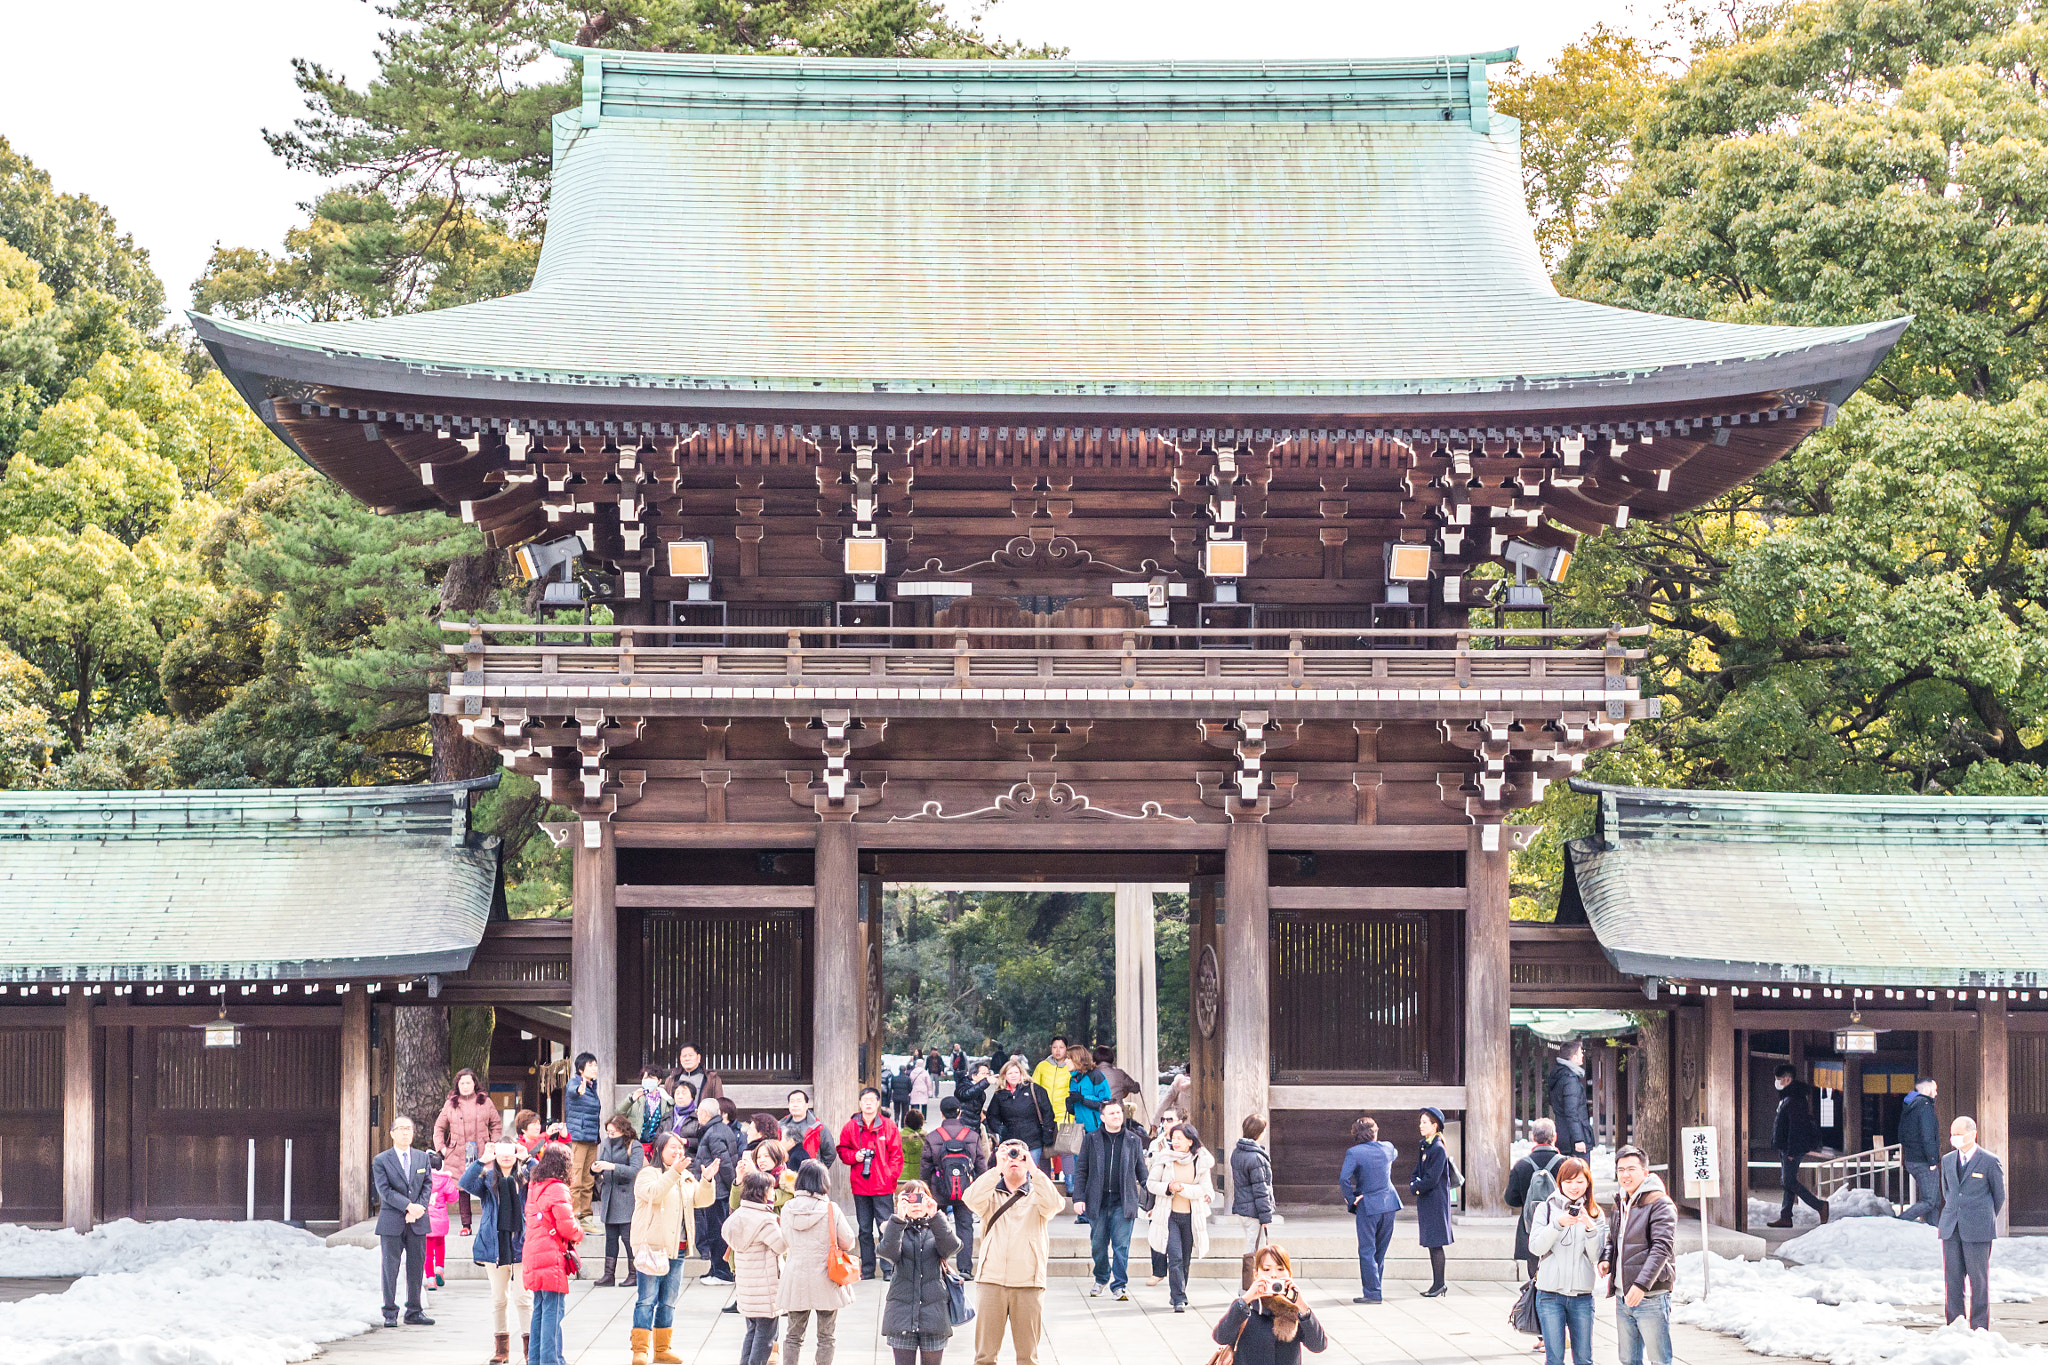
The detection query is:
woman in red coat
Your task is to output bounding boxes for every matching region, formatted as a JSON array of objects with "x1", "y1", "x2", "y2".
[{"x1": 523, "y1": 1144, "x2": 584, "y2": 1365}]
